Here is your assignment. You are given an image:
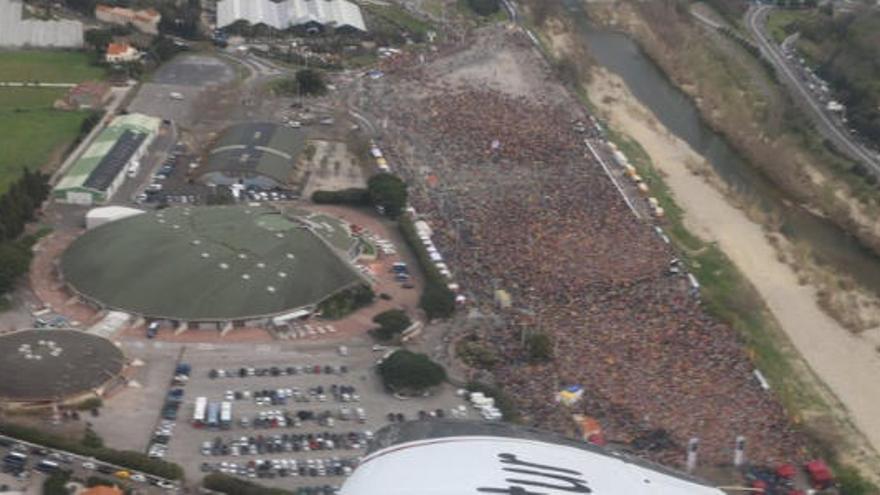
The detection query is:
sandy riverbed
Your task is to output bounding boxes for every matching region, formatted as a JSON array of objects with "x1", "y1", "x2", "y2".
[{"x1": 586, "y1": 67, "x2": 880, "y2": 466}]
